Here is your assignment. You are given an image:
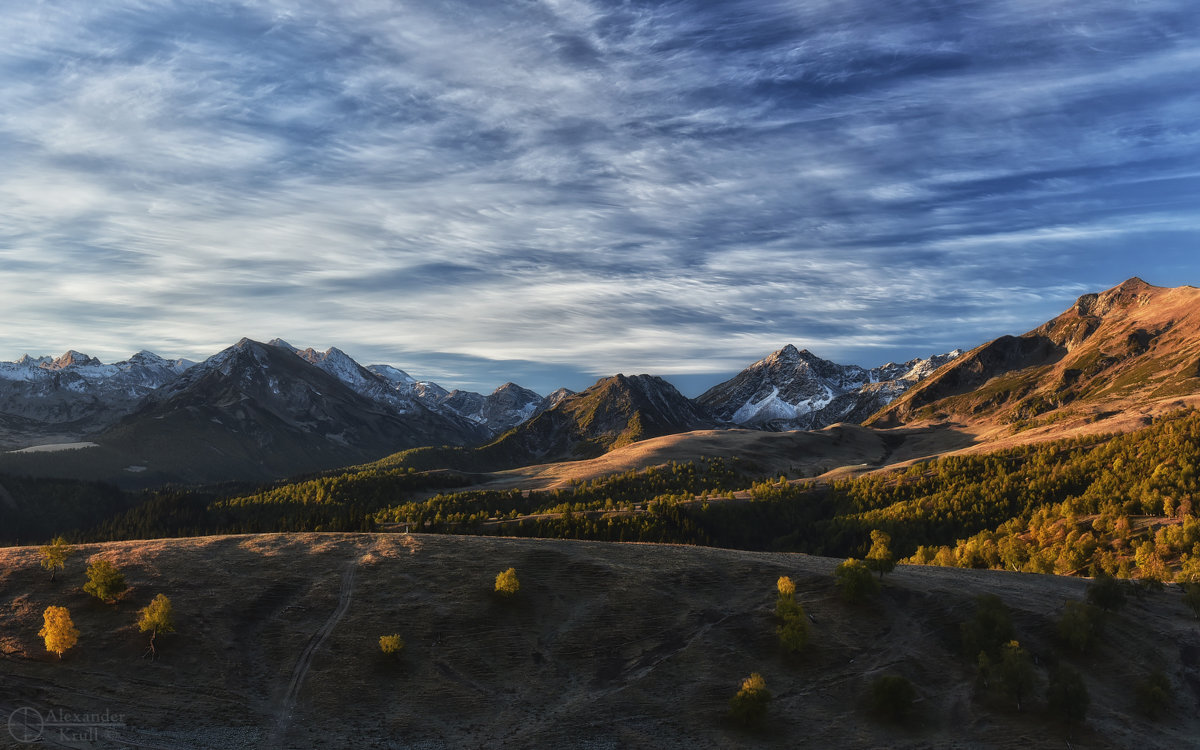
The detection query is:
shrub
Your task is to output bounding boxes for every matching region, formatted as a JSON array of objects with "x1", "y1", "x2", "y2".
[
  {"x1": 870, "y1": 674, "x2": 916, "y2": 722},
  {"x1": 494, "y1": 567, "x2": 520, "y2": 597},
  {"x1": 83, "y1": 559, "x2": 127, "y2": 604},
  {"x1": 1085, "y1": 574, "x2": 1126, "y2": 612},
  {"x1": 728, "y1": 672, "x2": 771, "y2": 726},
  {"x1": 1056, "y1": 601, "x2": 1103, "y2": 653},
  {"x1": 1133, "y1": 671, "x2": 1172, "y2": 719},
  {"x1": 1046, "y1": 665, "x2": 1088, "y2": 725},
  {"x1": 834, "y1": 558, "x2": 879, "y2": 602},
  {"x1": 39, "y1": 606, "x2": 79, "y2": 659},
  {"x1": 776, "y1": 608, "x2": 809, "y2": 653},
  {"x1": 379, "y1": 634, "x2": 405, "y2": 655},
  {"x1": 1184, "y1": 583, "x2": 1200, "y2": 620},
  {"x1": 961, "y1": 594, "x2": 1013, "y2": 661}
]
